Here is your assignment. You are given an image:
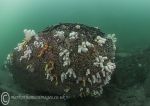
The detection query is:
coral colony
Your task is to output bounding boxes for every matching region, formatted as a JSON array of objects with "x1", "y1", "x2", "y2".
[{"x1": 6, "y1": 23, "x2": 117, "y2": 98}]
